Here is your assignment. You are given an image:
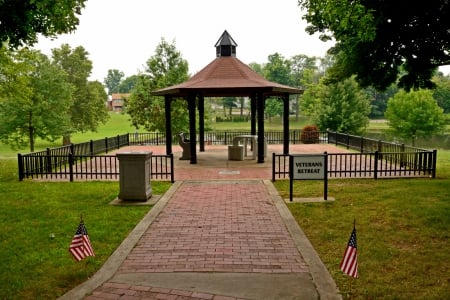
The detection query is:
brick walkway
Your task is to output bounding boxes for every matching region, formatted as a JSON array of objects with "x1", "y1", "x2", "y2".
[
  {"x1": 118, "y1": 181, "x2": 308, "y2": 274},
  {"x1": 83, "y1": 181, "x2": 312, "y2": 300},
  {"x1": 67, "y1": 144, "x2": 343, "y2": 299}
]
